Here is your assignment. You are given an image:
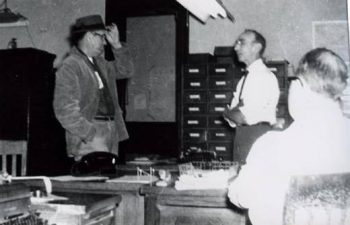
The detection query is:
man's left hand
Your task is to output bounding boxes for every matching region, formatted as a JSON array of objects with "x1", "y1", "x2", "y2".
[
  {"x1": 105, "y1": 23, "x2": 122, "y2": 49},
  {"x1": 223, "y1": 106, "x2": 247, "y2": 126}
]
